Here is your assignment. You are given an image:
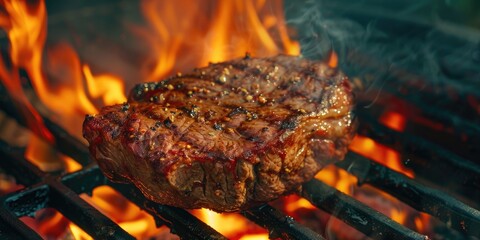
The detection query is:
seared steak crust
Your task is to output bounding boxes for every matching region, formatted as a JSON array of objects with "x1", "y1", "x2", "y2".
[{"x1": 83, "y1": 55, "x2": 355, "y2": 212}]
